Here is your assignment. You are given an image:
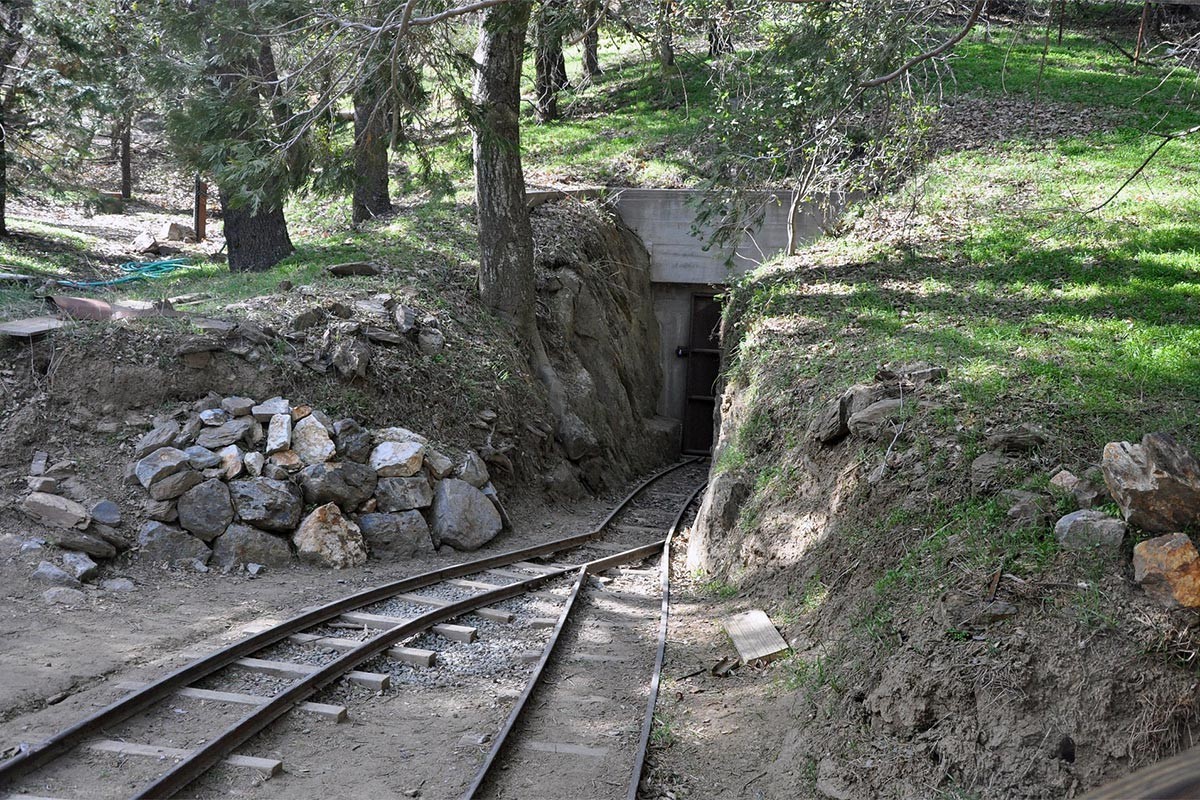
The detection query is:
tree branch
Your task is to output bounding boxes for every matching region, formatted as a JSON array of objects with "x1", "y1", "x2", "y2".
[
  {"x1": 1086, "y1": 123, "x2": 1200, "y2": 213},
  {"x1": 860, "y1": 0, "x2": 986, "y2": 88}
]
